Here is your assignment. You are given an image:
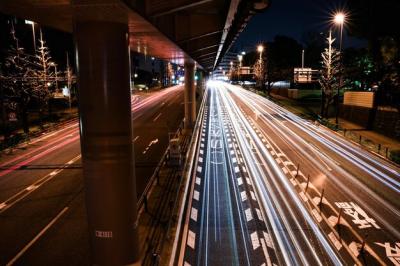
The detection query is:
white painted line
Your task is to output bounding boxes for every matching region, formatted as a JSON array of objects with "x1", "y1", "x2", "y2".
[
  {"x1": 237, "y1": 178, "x2": 243, "y2": 186},
  {"x1": 266, "y1": 144, "x2": 271, "y2": 149},
  {"x1": 263, "y1": 231, "x2": 274, "y2": 249},
  {"x1": 196, "y1": 177, "x2": 201, "y2": 185},
  {"x1": 50, "y1": 171, "x2": 58, "y2": 176},
  {"x1": 0, "y1": 203, "x2": 6, "y2": 210},
  {"x1": 275, "y1": 158, "x2": 281, "y2": 164},
  {"x1": 349, "y1": 242, "x2": 359, "y2": 257},
  {"x1": 153, "y1": 113, "x2": 162, "y2": 122},
  {"x1": 230, "y1": 150, "x2": 234, "y2": 155},
  {"x1": 240, "y1": 191, "x2": 247, "y2": 202},
  {"x1": 7, "y1": 207, "x2": 69, "y2": 266},
  {"x1": 291, "y1": 171, "x2": 298, "y2": 177},
  {"x1": 229, "y1": 144, "x2": 233, "y2": 148},
  {"x1": 187, "y1": 230, "x2": 196, "y2": 249},
  {"x1": 201, "y1": 138, "x2": 205, "y2": 142},
  {"x1": 184, "y1": 261, "x2": 191, "y2": 266},
  {"x1": 193, "y1": 190, "x2": 199, "y2": 201},
  {"x1": 198, "y1": 157, "x2": 203, "y2": 163},
  {"x1": 26, "y1": 185, "x2": 38, "y2": 191},
  {"x1": 200, "y1": 149, "x2": 204, "y2": 155},
  {"x1": 328, "y1": 232, "x2": 342, "y2": 250},
  {"x1": 262, "y1": 138, "x2": 266, "y2": 143},
  {"x1": 191, "y1": 207, "x2": 198, "y2": 222},
  {"x1": 283, "y1": 161, "x2": 294, "y2": 166},
  {"x1": 250, "y1": 191, "x2": 257, "y2": 201},
  {"x1": 299, "y1": 191, "x2": 308, "y2": 202},
  {"x1": 311, "y1": 209, "x2": 322, "y2": 223},
  {"x1": 197, "y1": 166, "x2": 202, "y2": 173},
  {"x1": 246, "y1": 178, "x2": 252, "y2": 185},
  {"x1": 256, "y1": 208, "x2": 263, "y2": 221},
  {"x1": 282, "y1": 168, "x2": 288, "y2": 174},
  {"x1": 290, "y1": 178, "x2": 297, "y2": 186},
  {"x1": 234, "y1": 166, "x2": 240, "y2": 173},
  {"x1": 232, "y1": 157, "x2": 237, "y2": 163},
  {"x1": 200, "y1": 143, "x2": 204, "y2": 148},
  {"x1": 276, "y1": 153, "x2": 284, "y2": 157},
  {"x1": 242, "y1": 167, "x2": 247, "y2": 173},
  {"x1": 245, "y1": 208, "x2": 253, "y2": 221},
  {"x1": 270, "y1": 151, "x2": 275, "y2": 156},
  {"x1": 250, "y1": 232, "x2": 260, "y2": 250},
  {"x1": 227, "y1": 138, "x2": 231, "y2": 142}
]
